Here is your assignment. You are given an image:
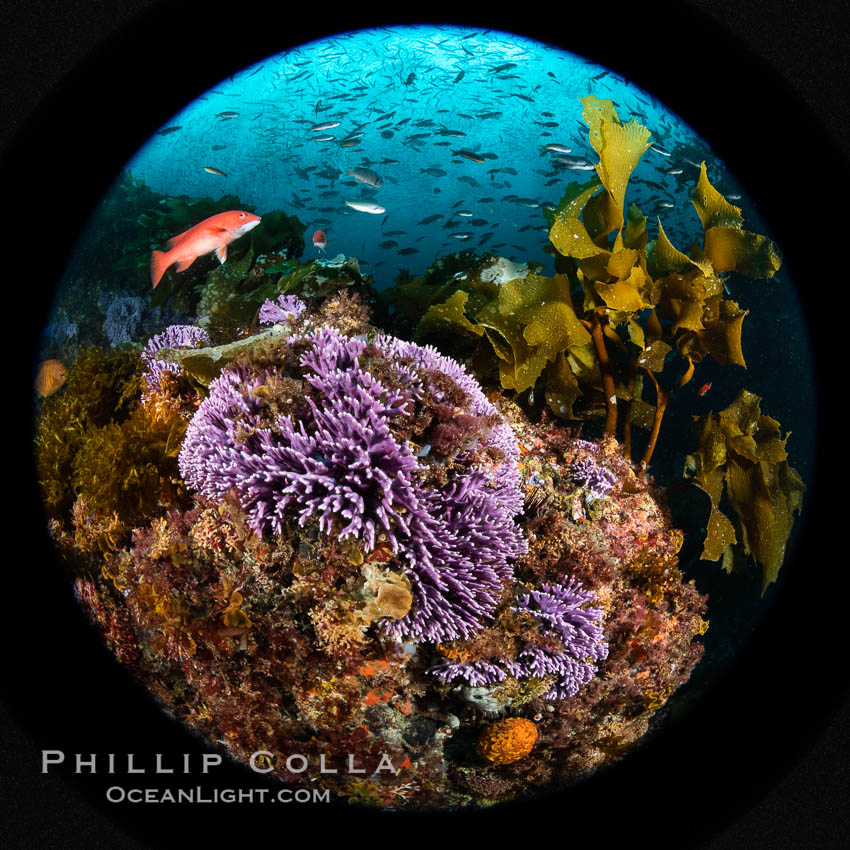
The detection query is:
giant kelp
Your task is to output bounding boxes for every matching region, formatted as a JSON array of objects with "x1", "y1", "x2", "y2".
[
  {"x1": 420, "y1": 97, "x2": 781, "y2": 451},
  {"x1": 684, "y1": 389, "x2": 805, "y2": 592},
  {"x1": 412, "y1": 95, "x2": 798, "y2": 587}
]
